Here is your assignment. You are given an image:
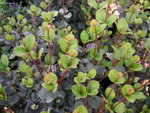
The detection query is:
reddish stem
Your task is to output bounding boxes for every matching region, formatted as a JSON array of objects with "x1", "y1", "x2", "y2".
[
  {"x1": 105, "y1": 80, "x2": 150, "y2": 112},
  {"x1": 57, "y1": 69, "x2": 69, "y2": 83},
  {"x1": 99, "y1": 73, "x2": 108, "y2": 82},
  {"x1": 105, "y1": 4, "x2": 110, "y2": 22},
  {"x1": 135, "y1": 80, "x2": 150, "y2": 91},
  {"x1": 33, "y1": 16, "x2": 37, "y2": 39},
  {"x1": 112, "y1": 97, "x2": 126, "y2": 109},
  {"x1": 48, "y1": 42, "x2": 52, "y2": 72},
  {"x1": 62, "y1": 0, "x2": 65, "y2": 27},
  {"x1": 139, "y1": 51, "x2": 149, "y2": 64},
  {"x1": 106, "y1": 83, "x2": 115, "y2": 98},
  {"x1": 88, "y1": 80, "x2": 91, "y2": 92},
  {"x1": 82, "y1": 42, "x2": 93, "y2": 53},
  {"x1": 28, "y1": 53, "x2": 43, "y2": 76},
  {"x1": 0, "y1": 71, "x2": 7, "y2": 76},
  {"x1": 53, "y1": 65, "x2": 62, "y2": 73},
  {"x1": 128, "y1": 12, "x2": 134, "y2": 21},
  {"x1": 38, "y1": 59, "x2": 48, "y2": 73}
]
